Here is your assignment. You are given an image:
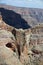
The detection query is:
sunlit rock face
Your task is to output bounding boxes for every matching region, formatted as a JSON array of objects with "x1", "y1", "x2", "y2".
[
  {"x1": 0, "y1": 4, "x2": 43, "y2": 65},
  {"x1": 0, "y1": 46, "x2": 22, "y2": 65}
]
